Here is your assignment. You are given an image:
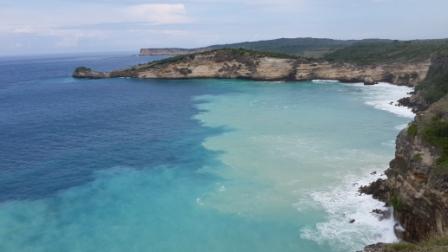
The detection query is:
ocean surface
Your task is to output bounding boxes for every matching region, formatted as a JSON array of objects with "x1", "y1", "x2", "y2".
[{"x1": 0, "y1": 53, "x2": 414, "y2": 252}]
